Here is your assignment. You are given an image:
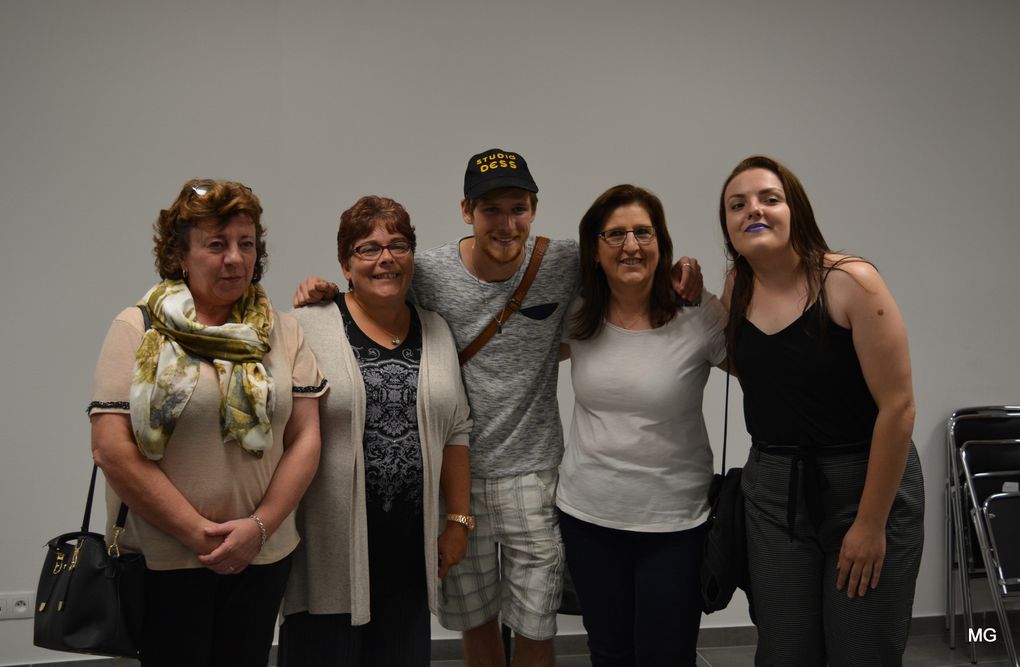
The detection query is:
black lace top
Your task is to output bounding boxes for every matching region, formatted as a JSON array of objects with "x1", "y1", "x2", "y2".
[{"x1": 336, "y1": 295, "x2": 424, "y2": 514}]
